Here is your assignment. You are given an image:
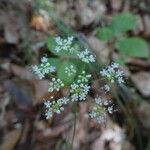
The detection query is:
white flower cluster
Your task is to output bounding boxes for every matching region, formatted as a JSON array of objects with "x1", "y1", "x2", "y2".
[
  {"x1": 103, "y1": 84, "x2": 110, "y2": 93},
  {"x1": 48, "y1": 78, "x2": 64, "y2": 92},
  {"x1": 55, "y1": 36, "x2": 74, "y2": 53},
  {"x1": 70, "y1": 71, "x2": 91, "y2": 101},
  {"x1": 44, "y1": 97, "x2": 69, "y2": 119},
  {"x1": 78, "y1": 49, "x2": 96, "y2": 63},
  {"x1": 65, "y1": 65, "x2": 76, "y2": 77},
  {"x1": 89, "y1": 97, "x2": 114, "y2": 124},
  {"x1": 32, "y1": 57, "x2": 56, "y2": 79},
  {"x1": 70, "y1": 83, "x2": 90, "y2": 101},
  {"x1": 100, "y1": 63, "x2": 125, "y2": 84}
]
